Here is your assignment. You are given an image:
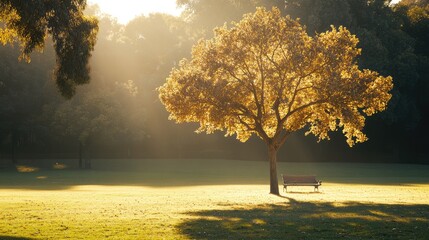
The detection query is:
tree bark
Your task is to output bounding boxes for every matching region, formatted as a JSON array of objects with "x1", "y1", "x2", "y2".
[
  {"x1": 79, "y1": 141, "x2": 83, "y2": 169},
  {"x1": 11, "y1": 131, "x2": 17, "y2": 165},
  {"x1": 268, "y1": 145, "x2": 280, "y2": 195},
  {"x1": 11, "y1": 142, "x2": 16, "y2": 165}
]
